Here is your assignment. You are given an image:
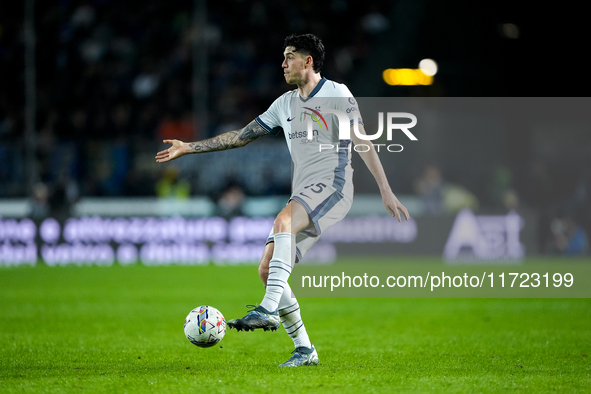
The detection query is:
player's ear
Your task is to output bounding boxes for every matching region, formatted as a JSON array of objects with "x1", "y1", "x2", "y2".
[{"x1": 305, "y1": 55, "x2": 314, "y2": 69}]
